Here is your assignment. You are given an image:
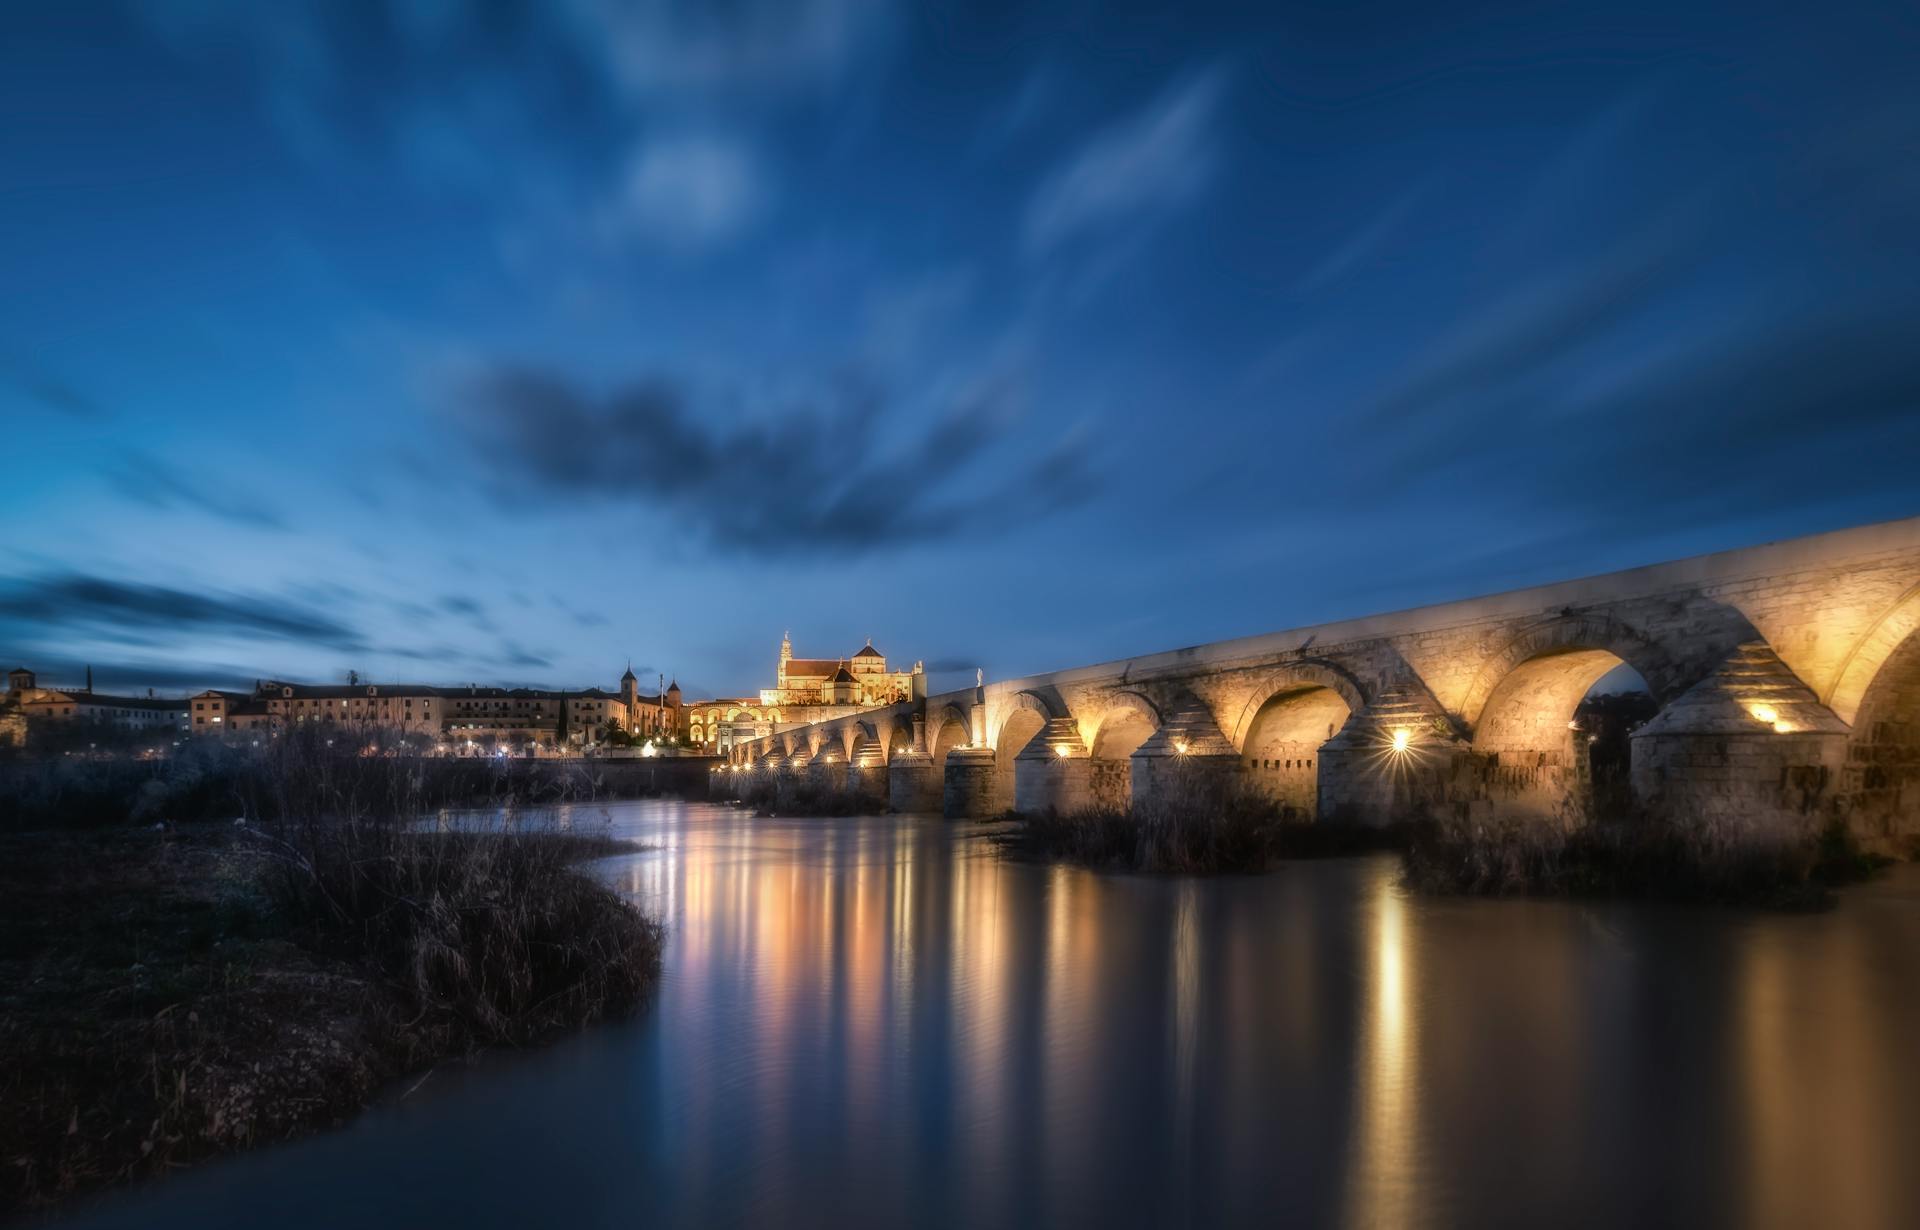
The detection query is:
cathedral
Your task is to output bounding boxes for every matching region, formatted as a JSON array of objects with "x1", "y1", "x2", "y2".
[
  {"x1": 761, "y1": 634, "x2": 920, "y2": 708},
  {"x1": 686, "y1": 635, "x2": 924, "y2": 752}
]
